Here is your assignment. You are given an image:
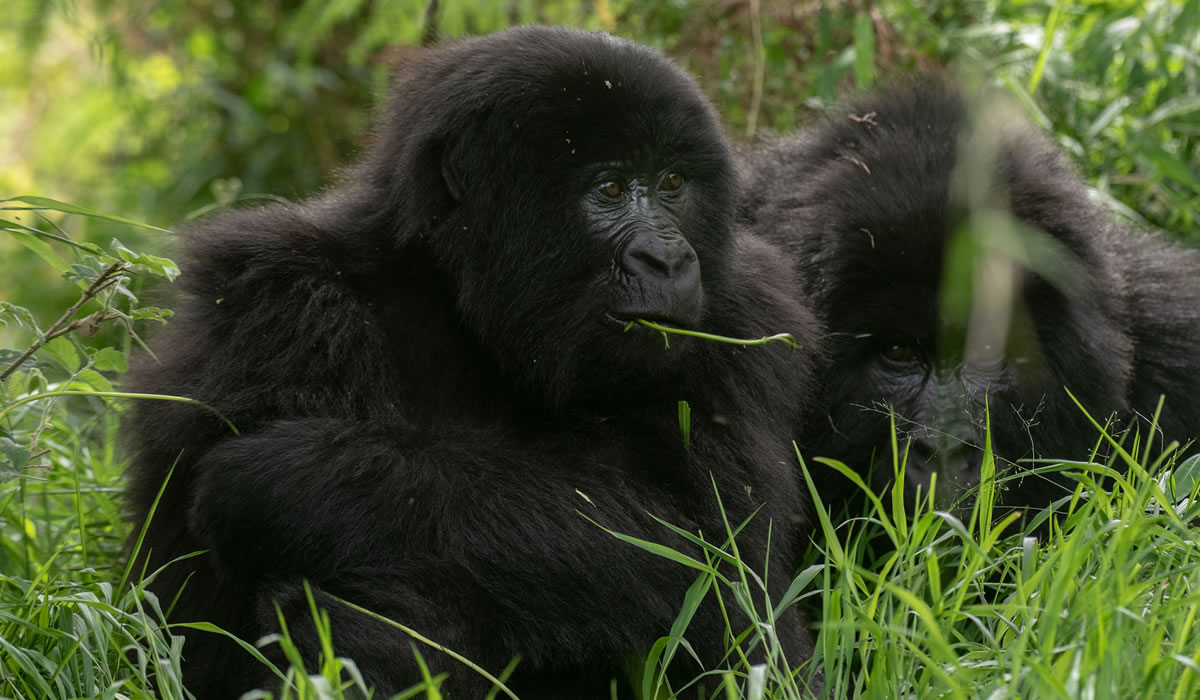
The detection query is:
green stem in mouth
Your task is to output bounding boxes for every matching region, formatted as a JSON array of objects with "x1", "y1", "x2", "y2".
[{"x1": 624, "y1": 318, "x2": 798, "y2": 353}]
